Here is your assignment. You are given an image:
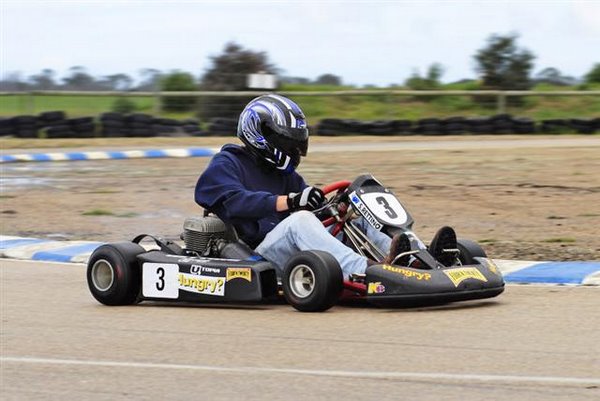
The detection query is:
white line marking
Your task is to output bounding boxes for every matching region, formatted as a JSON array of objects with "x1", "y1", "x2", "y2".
[{"x1": 2, "y1": 356, "x2": 599, "y2": 386}]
